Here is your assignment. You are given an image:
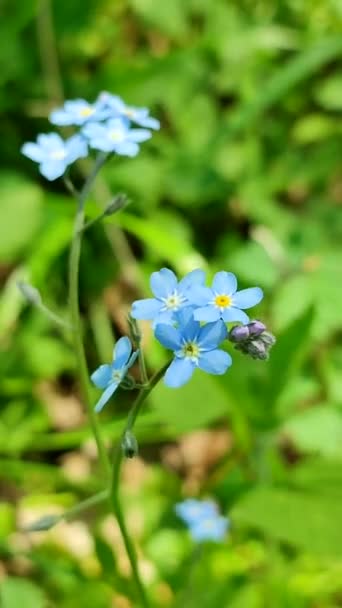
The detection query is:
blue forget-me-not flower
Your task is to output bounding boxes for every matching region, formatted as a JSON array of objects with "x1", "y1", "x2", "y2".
[
  {"x1": 82, "y1": 118, "x2": 152, "y2": 156},
  {"x1": 96, "y1": 92, "x2": 160, "y2": 130},
  {"x1": 91, "y1": 337, "x2": 138, "y2": 412},
  {"x1": 21, "y1": 133, "x2": 88, "y2": 181},
  {"x1": 131, "y1": 268, "x2": 206, "y2": 328},
  {"x1": 175, "y1": 498, "x2": 229, "y2": 542},
  {"x1": 155, "y1": 308, "x2": 231, "y2": 388},
  {"x1": 187, "y1": 271, "x2": 263, "y2": 324},
  {"x1": 49, "y1": 98, "x2": 111, "y2": 127}
]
